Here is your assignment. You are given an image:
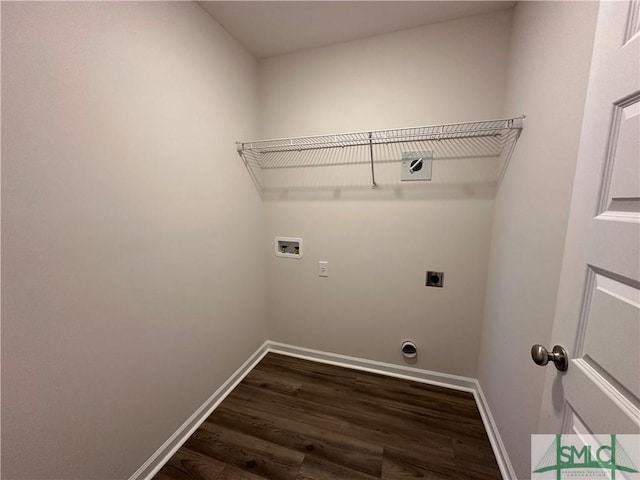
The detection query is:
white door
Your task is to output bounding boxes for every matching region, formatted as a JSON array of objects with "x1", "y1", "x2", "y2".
[{"x1": 537, "y1": 0, "x2": 640, "y2": 441}]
